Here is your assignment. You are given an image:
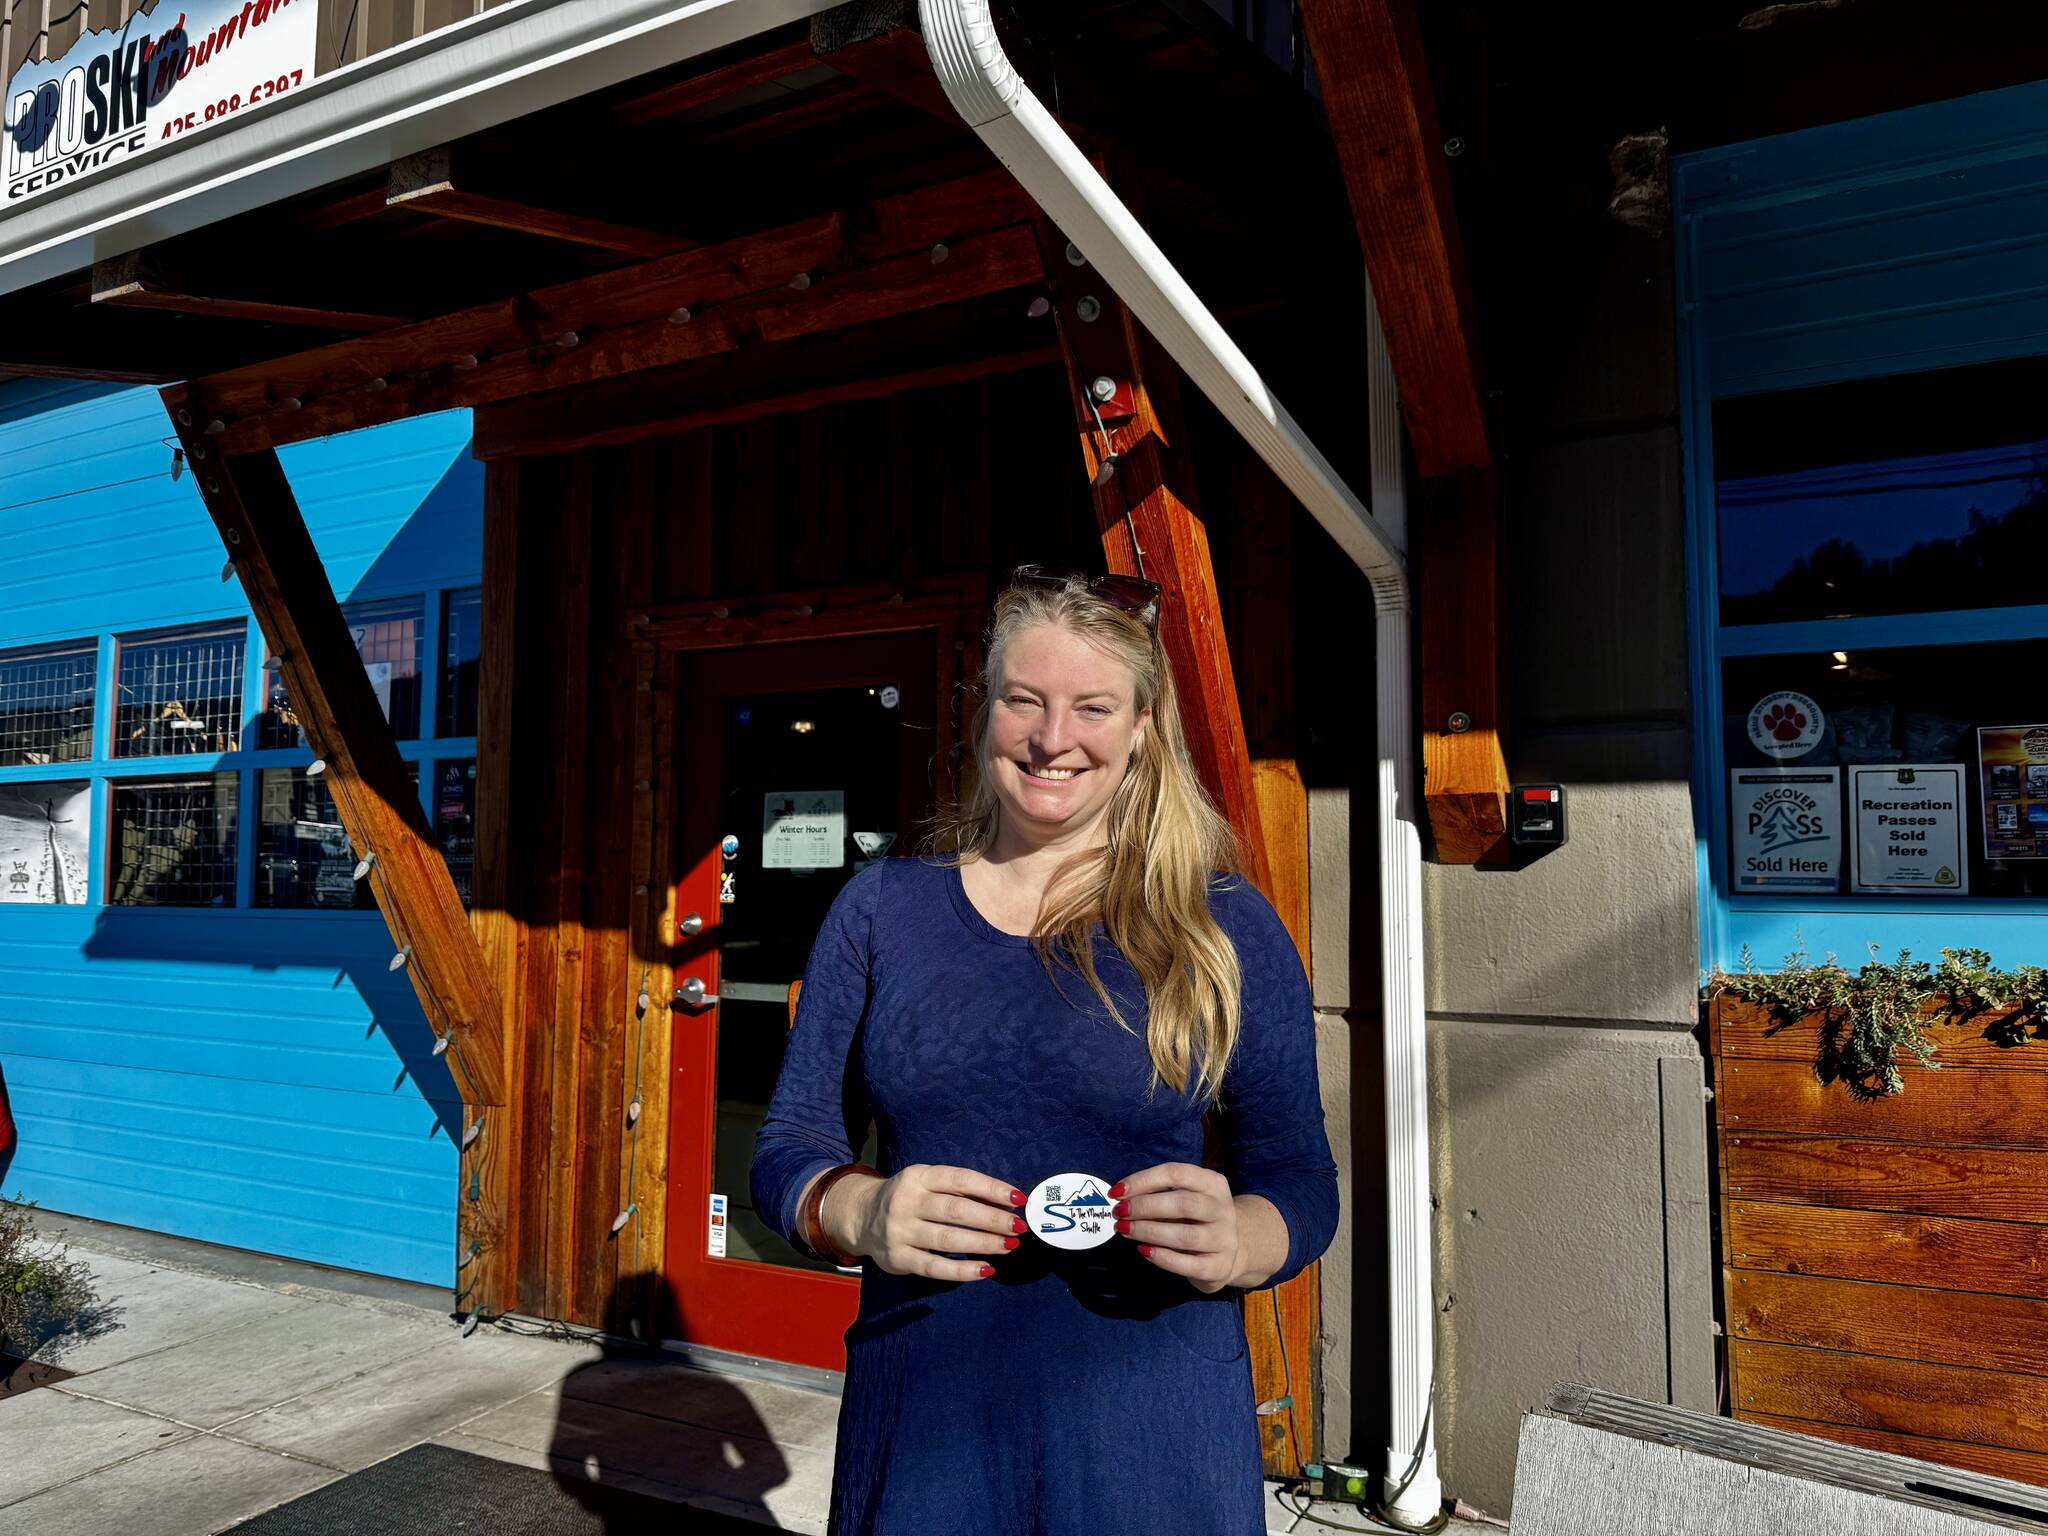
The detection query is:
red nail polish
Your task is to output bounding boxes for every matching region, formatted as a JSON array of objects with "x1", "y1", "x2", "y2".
[
  {"x1": 1115, "y1": 1218, "x2": 1131, "y2": 1235},
  {"x1": 1113, "y1": 1199, "x2": 1129, "y2": 1217},
  {"x1": 1109, "y1": 1182, "x2": 1127, "y2": 1198},
  {"x1": 977, "y1": 1262, "x2": 995, "y2": 1277},
  {"x1": 1011, "y1": 1215, "x2": 1027, "y2": 1234},
  {"x1": 1008, "y1": 1189, "x2": 1026, "y2": 1206},
  {"x1": 1003, "y1": 1236, "x2": 1020, "y2": 1251},
  {"x1": 1138, "y1": 1244, "x2": 1153, "y2": 1258}
]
